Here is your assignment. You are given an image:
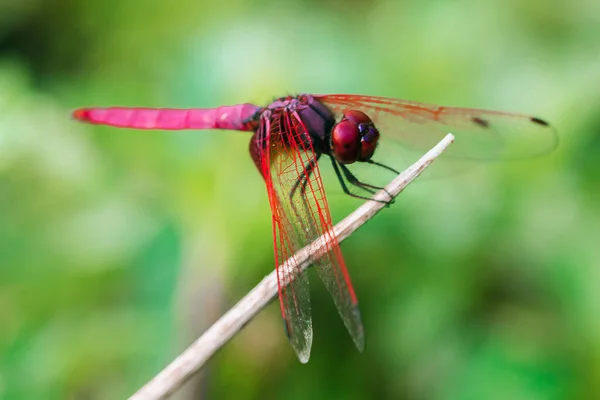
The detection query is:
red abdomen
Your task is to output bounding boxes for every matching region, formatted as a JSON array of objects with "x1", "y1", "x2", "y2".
[{"x1": 73, "y1": 104, "x2": 261, "y2": 131}]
